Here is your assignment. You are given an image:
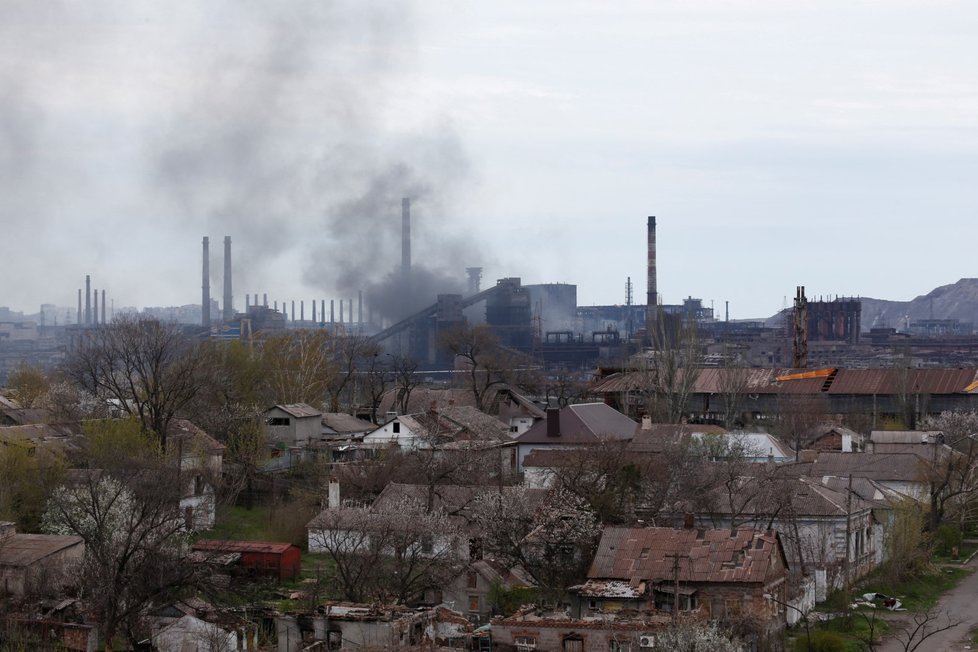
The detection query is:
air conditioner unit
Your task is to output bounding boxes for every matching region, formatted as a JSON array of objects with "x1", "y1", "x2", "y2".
[{"x1": 639, "y1": 634, "x2": 656, "y2": 648}]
